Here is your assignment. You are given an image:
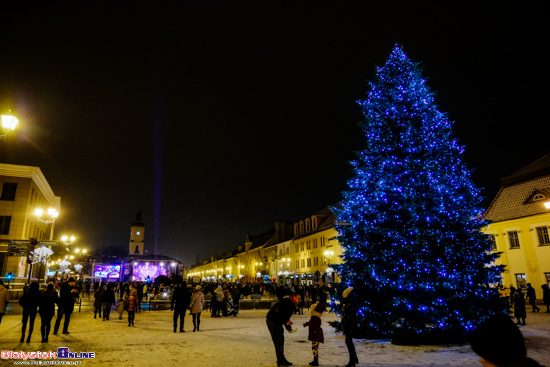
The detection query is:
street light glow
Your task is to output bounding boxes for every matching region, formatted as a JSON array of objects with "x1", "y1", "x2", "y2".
[{"x1": 1, "y1": 114, "x2": 19, "y2": 130}]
